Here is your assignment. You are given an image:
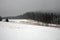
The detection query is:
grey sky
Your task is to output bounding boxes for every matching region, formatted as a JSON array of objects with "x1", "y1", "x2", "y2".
[{"x1": 0, "y1": 0, "x2": 60, "y2": 17}]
